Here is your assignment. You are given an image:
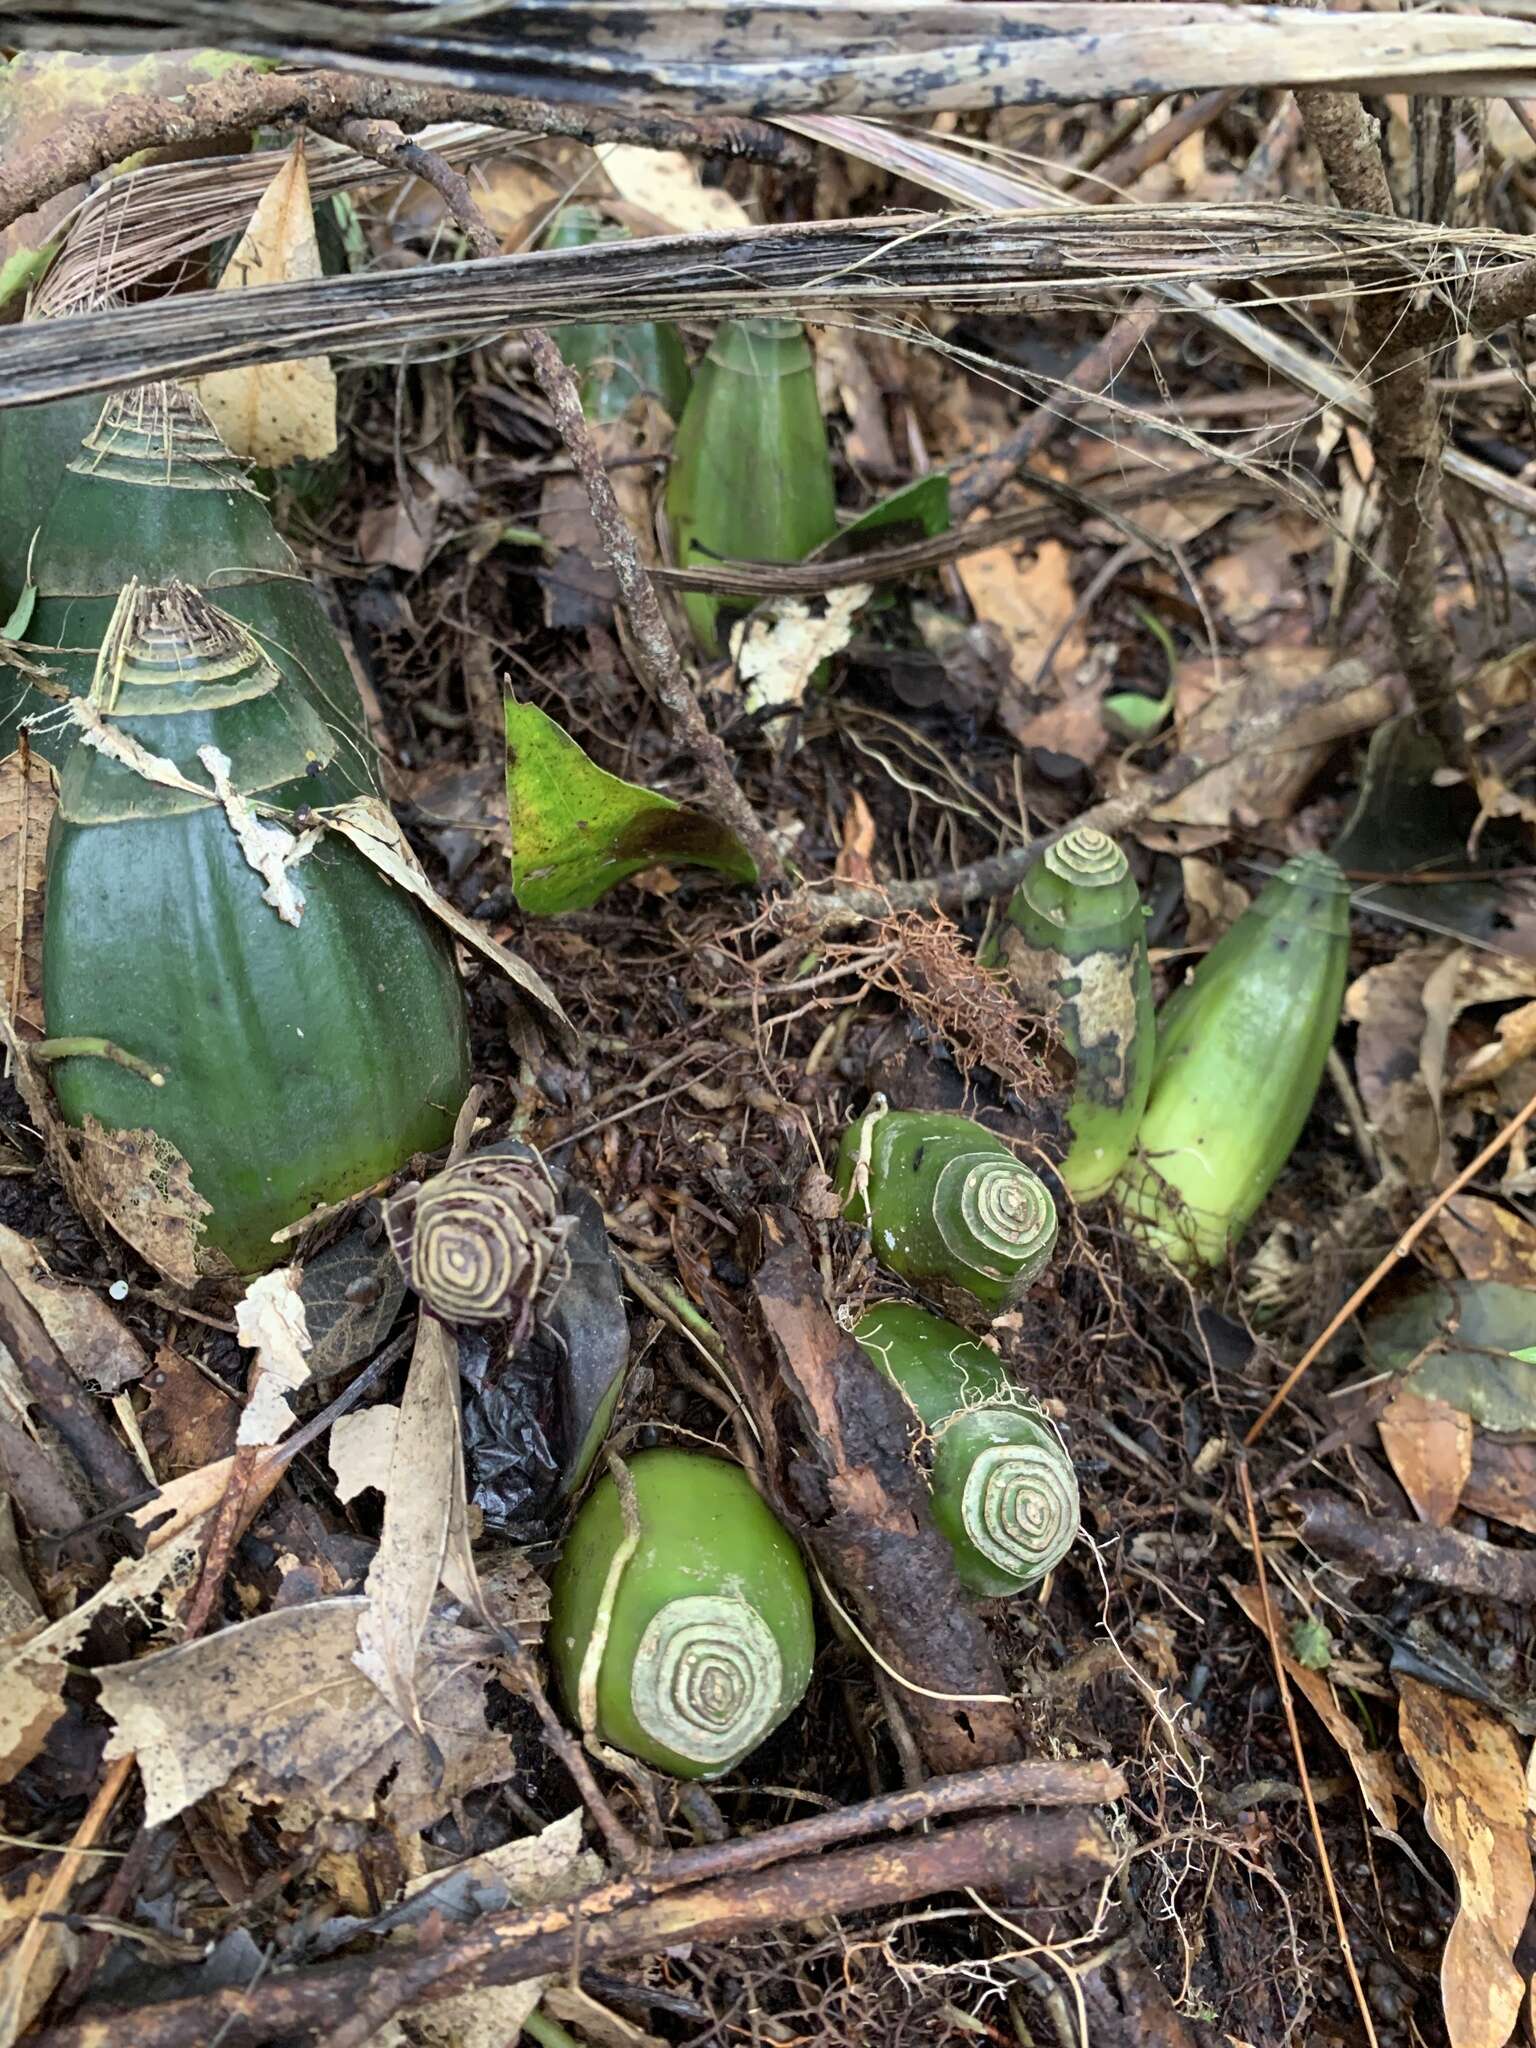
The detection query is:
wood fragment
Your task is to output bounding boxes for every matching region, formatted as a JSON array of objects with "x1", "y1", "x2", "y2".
[
  {"x1": 1293, "y1": 1490, "x2": 1536, "y2": 1603},
  {"x1": 742, "y1": 1206, "x2": 1023, "y2": 1774}
]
